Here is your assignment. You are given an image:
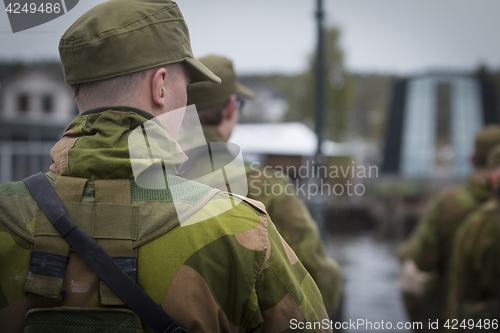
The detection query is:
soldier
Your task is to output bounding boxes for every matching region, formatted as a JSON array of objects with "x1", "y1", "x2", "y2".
[
  {"x1": 185, "y1": 55, "x2": 342, "y2": 316},
  {"x1": 0, "y1": 1, "x2": 331, "y2": 332},
  {"x1": 401, "y1": 124, "x2": 500, "y2": 329},
  {"x1": 447, "y1": 144, "x2": 500, "y2": 330}
]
